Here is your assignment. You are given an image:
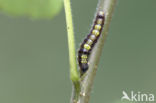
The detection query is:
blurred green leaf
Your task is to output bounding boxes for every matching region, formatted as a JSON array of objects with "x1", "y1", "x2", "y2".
[{"x1": 0, "y1": 0, "x2": 63, "y2": 19}]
